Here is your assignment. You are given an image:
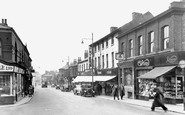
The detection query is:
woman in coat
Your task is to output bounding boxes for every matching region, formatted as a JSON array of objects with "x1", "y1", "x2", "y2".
[
  {"x1": 112, "y1": 85, "x2": 119, "y2": 100},
  {"x1": 120, "y1": 85, "x2": 125, "y2": 100},
  {"x1": 151, "y1": 87, "x2": 168, "y2": 112}
]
